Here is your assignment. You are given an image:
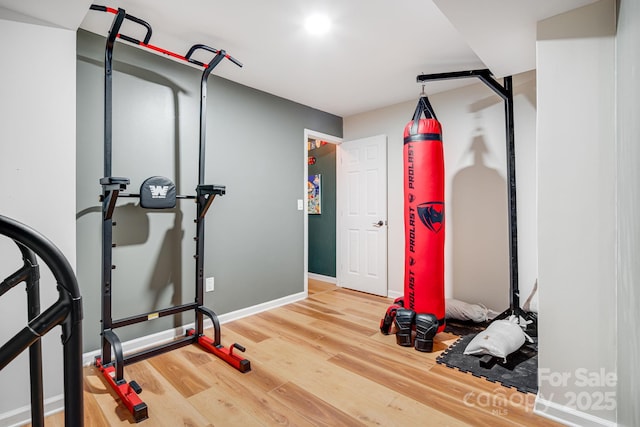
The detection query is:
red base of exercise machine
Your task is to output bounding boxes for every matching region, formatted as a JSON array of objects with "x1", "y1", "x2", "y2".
[
  {"x1": 95, "y1": 328, "x2": 250, "y2": 423},
  {"x1": 186, "y1": 329, "x2": 251, "y2": 373},
  {"x1": 95, "y1": 357, "x2": 148, "y2": 423}
]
